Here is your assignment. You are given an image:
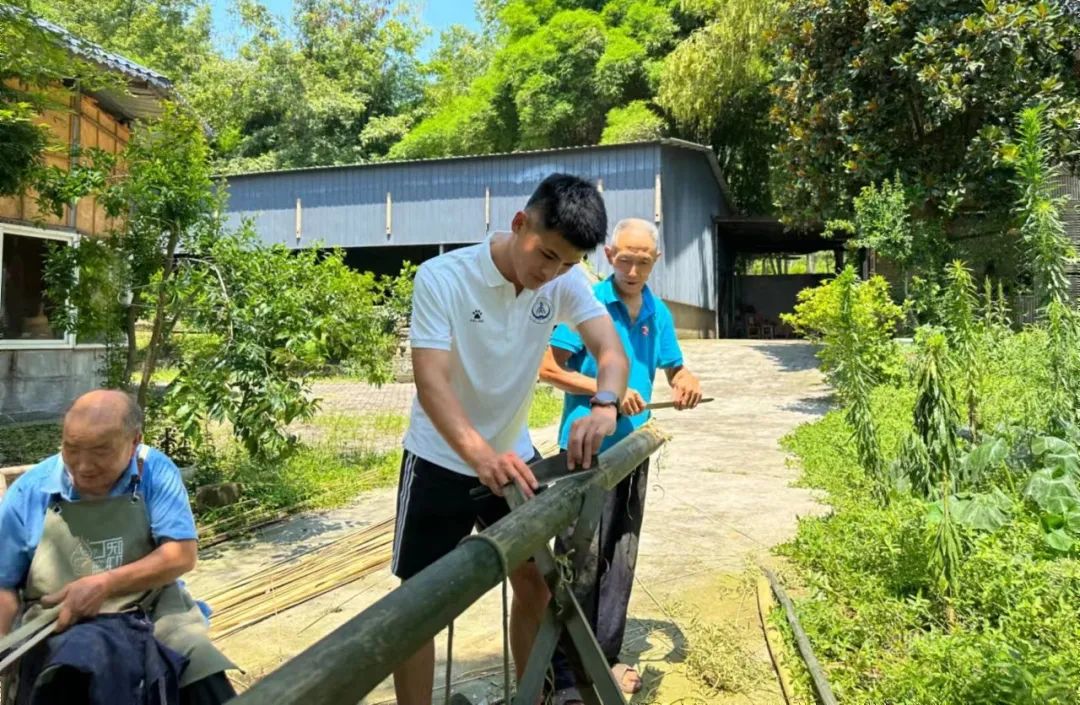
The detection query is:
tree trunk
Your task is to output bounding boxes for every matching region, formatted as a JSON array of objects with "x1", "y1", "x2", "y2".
[
  {"x1": 137, "y1": 228, "x2": 181, "y2": 409},
  {"x1": 124, "y1": 301, "x2": 138, "y2": 383}
]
